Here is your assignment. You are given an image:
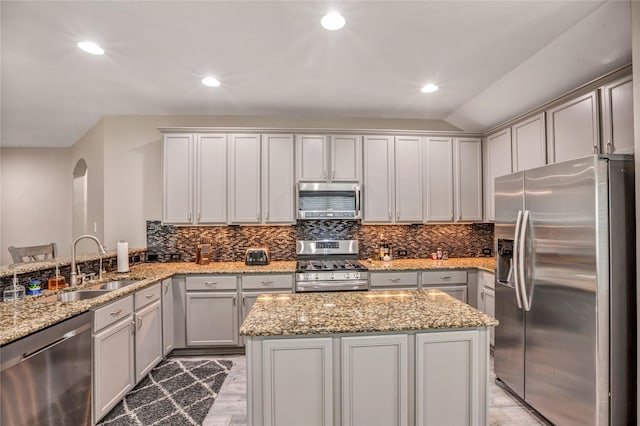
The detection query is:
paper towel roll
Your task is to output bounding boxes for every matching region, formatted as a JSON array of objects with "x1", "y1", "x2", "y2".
[{"x1": 117, "y1": 241, "x2": 129, "y2": 273}]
